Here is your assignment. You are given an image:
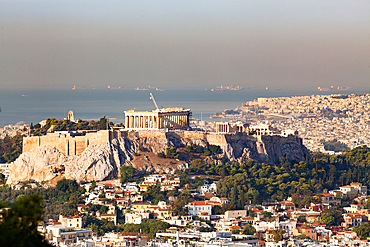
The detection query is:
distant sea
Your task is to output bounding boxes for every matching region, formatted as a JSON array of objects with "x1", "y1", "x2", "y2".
[{"x1": 0, "y1": 88, "x2": 368, "y2": 126}]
